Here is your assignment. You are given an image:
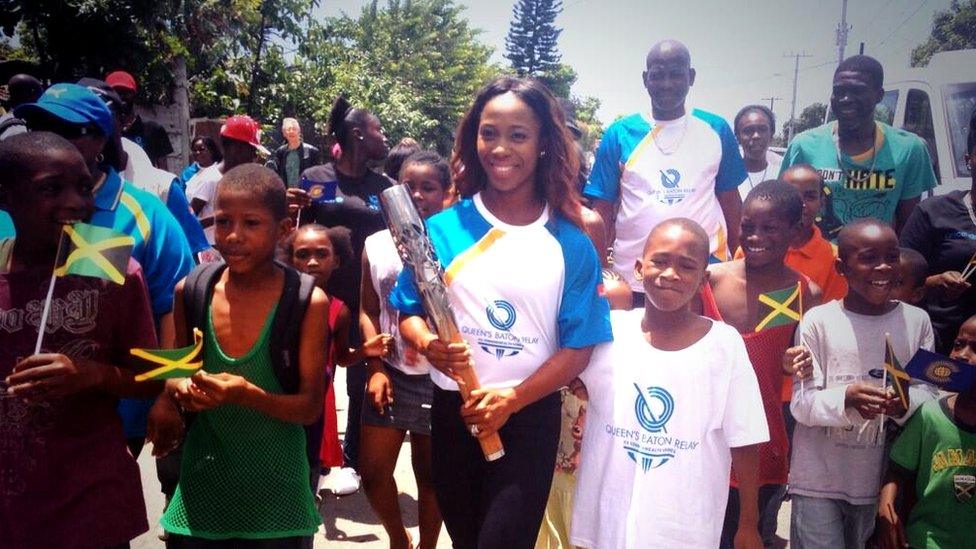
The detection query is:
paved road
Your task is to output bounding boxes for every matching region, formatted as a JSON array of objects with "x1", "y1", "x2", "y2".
[
  {"x1": 132, "y1": 366, "x2": 791, "y2": 547},
  {"x1": 133, "y1": 366, "x2": 451, "y2": 548}
]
